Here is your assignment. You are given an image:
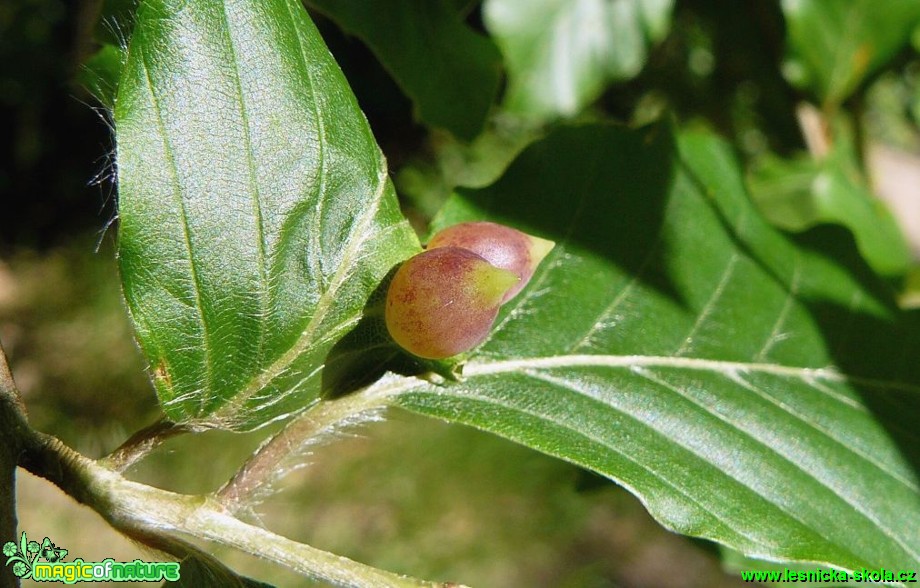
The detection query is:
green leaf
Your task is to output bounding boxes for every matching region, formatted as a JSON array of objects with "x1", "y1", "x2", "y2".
[
  {"x1": 394, "y1": 123, "x2": 920, "y2": 572},
  {"x1": 781, "y1": 0, "x2": 920, "y2": 106},
  {"x1": 396, "y1": 122, "x2": 541, "y2": 218},
  {"x1": 307, "y1": 0, "x2": 502, "y2": 140},
  {"x1": 115, "y1": 0, "x2": 420, "y2": 430},
  {"x1": 78, "y1": 0, "x2": 137, "y2": 107},
  {"x1": 748, "y1": 150, "x2": 911, "y2": 277},
  {"x1": 485, "y1": 0, "x2": 674, "y2": 120},
  {"x1": 79, "y1": 43, "x2": 126, "y2": 109}
]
